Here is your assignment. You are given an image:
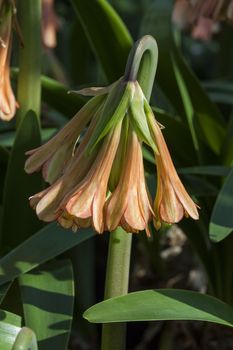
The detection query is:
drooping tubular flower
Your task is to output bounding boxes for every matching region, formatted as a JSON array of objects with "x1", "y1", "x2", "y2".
[
  {"x1": 144, "y1": 101, "x2": 199, "y2": 229},
  {"x1": 25, "y1": 95, "x2": 106, "y2": 184},
  {"x1": 0, "y1": 0, "x2": 18, "y2": 121},
  {"x1": 25, "y1": 71, "x2": 199, "y2": 234}
]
